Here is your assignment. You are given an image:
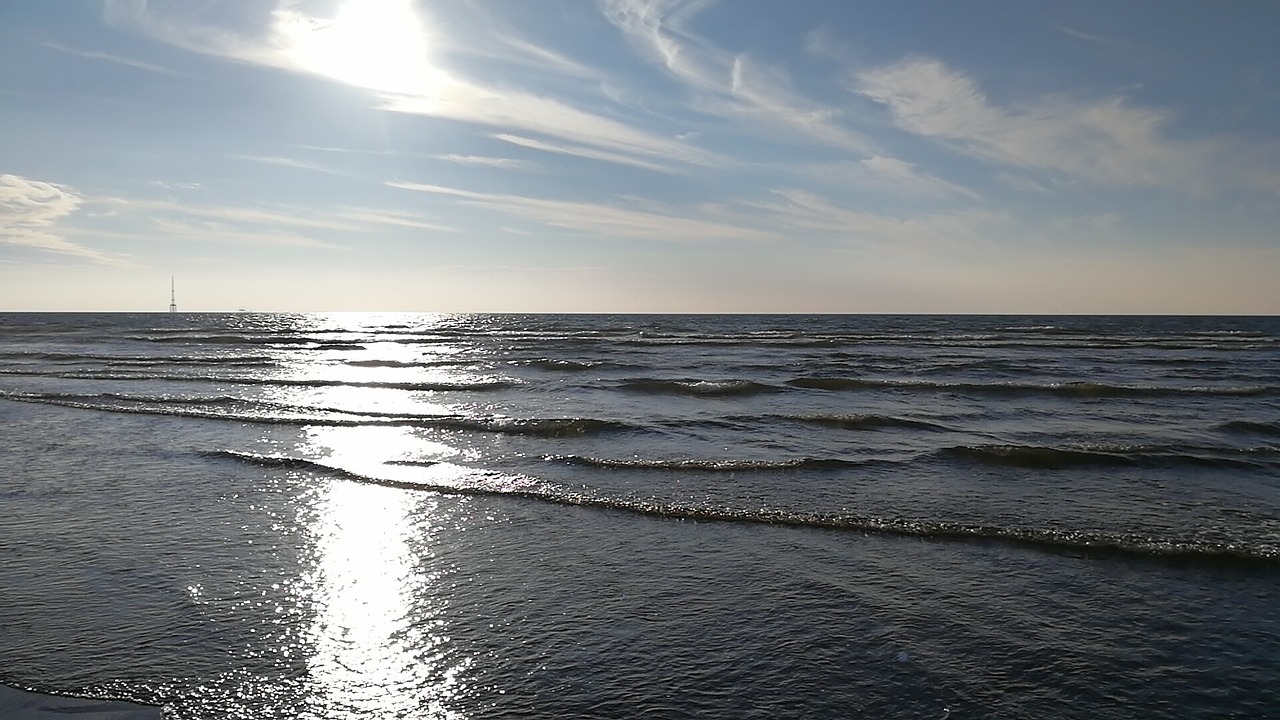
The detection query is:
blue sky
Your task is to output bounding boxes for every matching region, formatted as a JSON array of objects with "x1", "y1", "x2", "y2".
[{"x1": 2, "y1": 0, "x2": 1278, "y2": 312}]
